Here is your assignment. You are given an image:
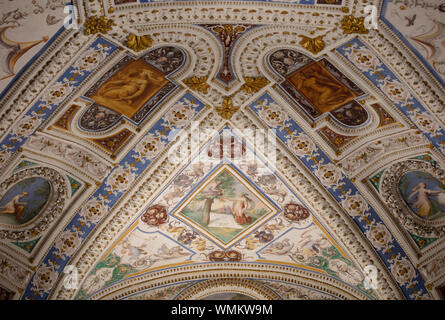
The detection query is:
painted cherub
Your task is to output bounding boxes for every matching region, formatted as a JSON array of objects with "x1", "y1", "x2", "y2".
[{"x1": 0, "y1": 192, "x2": 28, "y2": 221}]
